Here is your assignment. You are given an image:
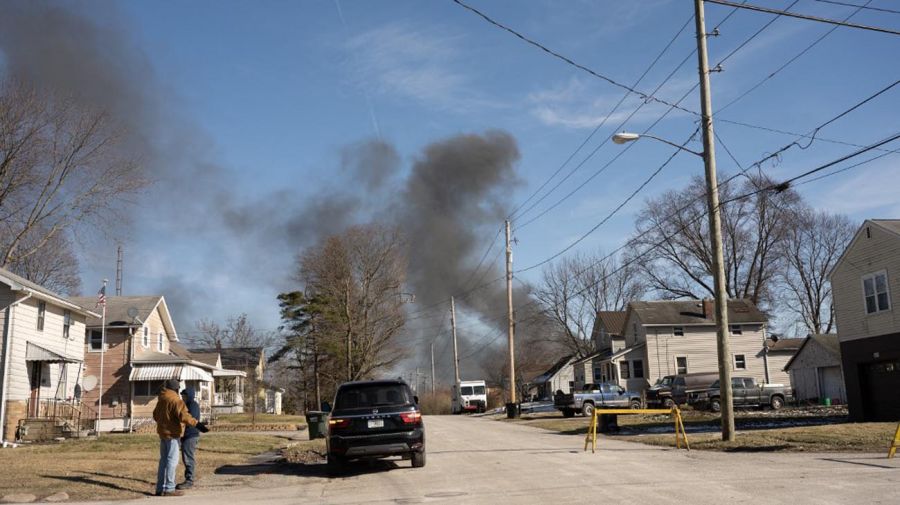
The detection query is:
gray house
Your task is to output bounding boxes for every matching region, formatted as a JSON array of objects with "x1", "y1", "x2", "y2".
[{"x1": 784, "y1": 334, "x2": 845, "y2": 405}]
